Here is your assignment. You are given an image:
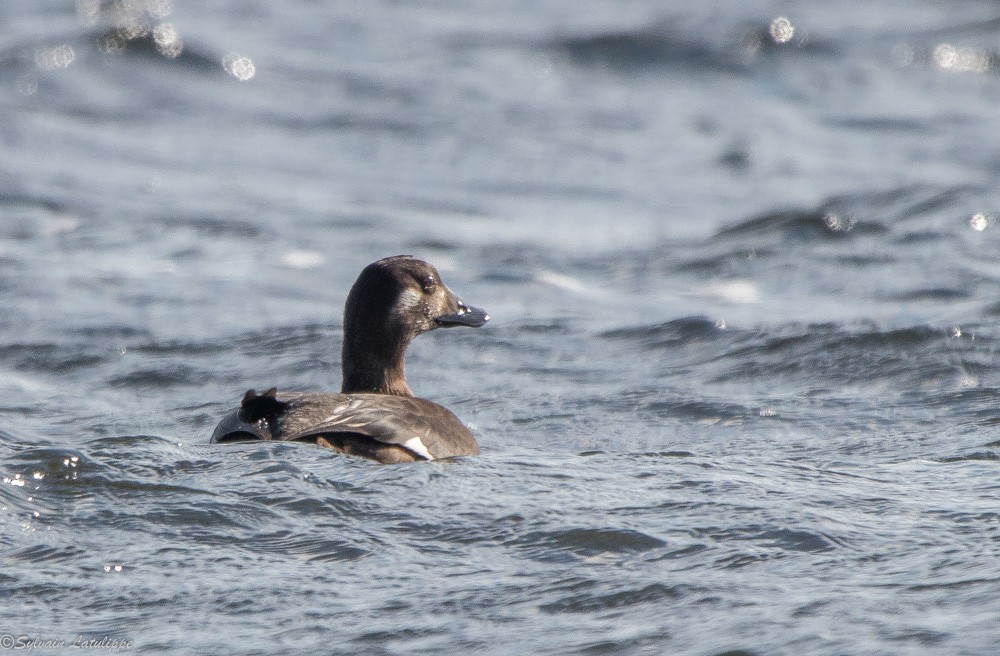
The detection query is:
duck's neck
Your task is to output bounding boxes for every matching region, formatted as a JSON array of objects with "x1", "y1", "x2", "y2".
[{"x1": 341, "y1": 328, "x2": 414, "y2": 397}]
